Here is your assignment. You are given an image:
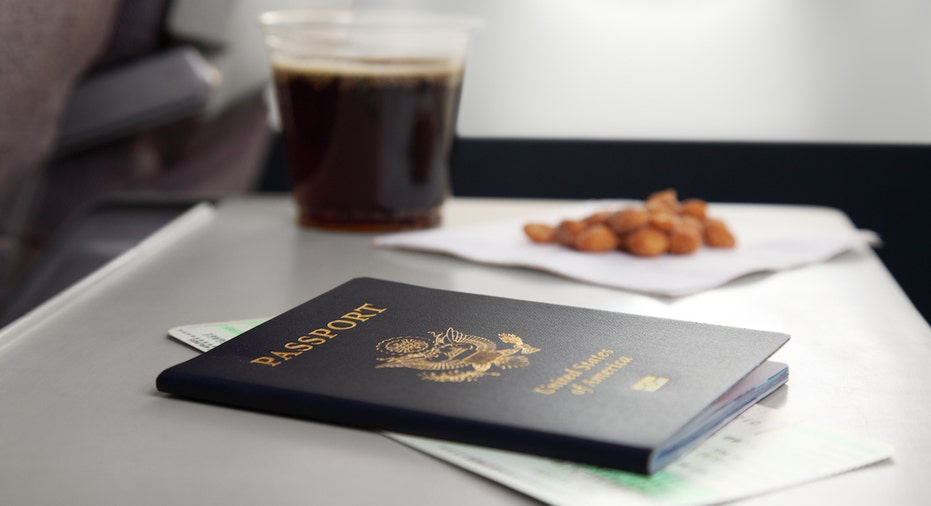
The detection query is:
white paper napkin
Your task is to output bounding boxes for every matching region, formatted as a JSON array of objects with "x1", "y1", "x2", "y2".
[{"x1": 372, "y1": 202, "x2": 880, "y2": 296}]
